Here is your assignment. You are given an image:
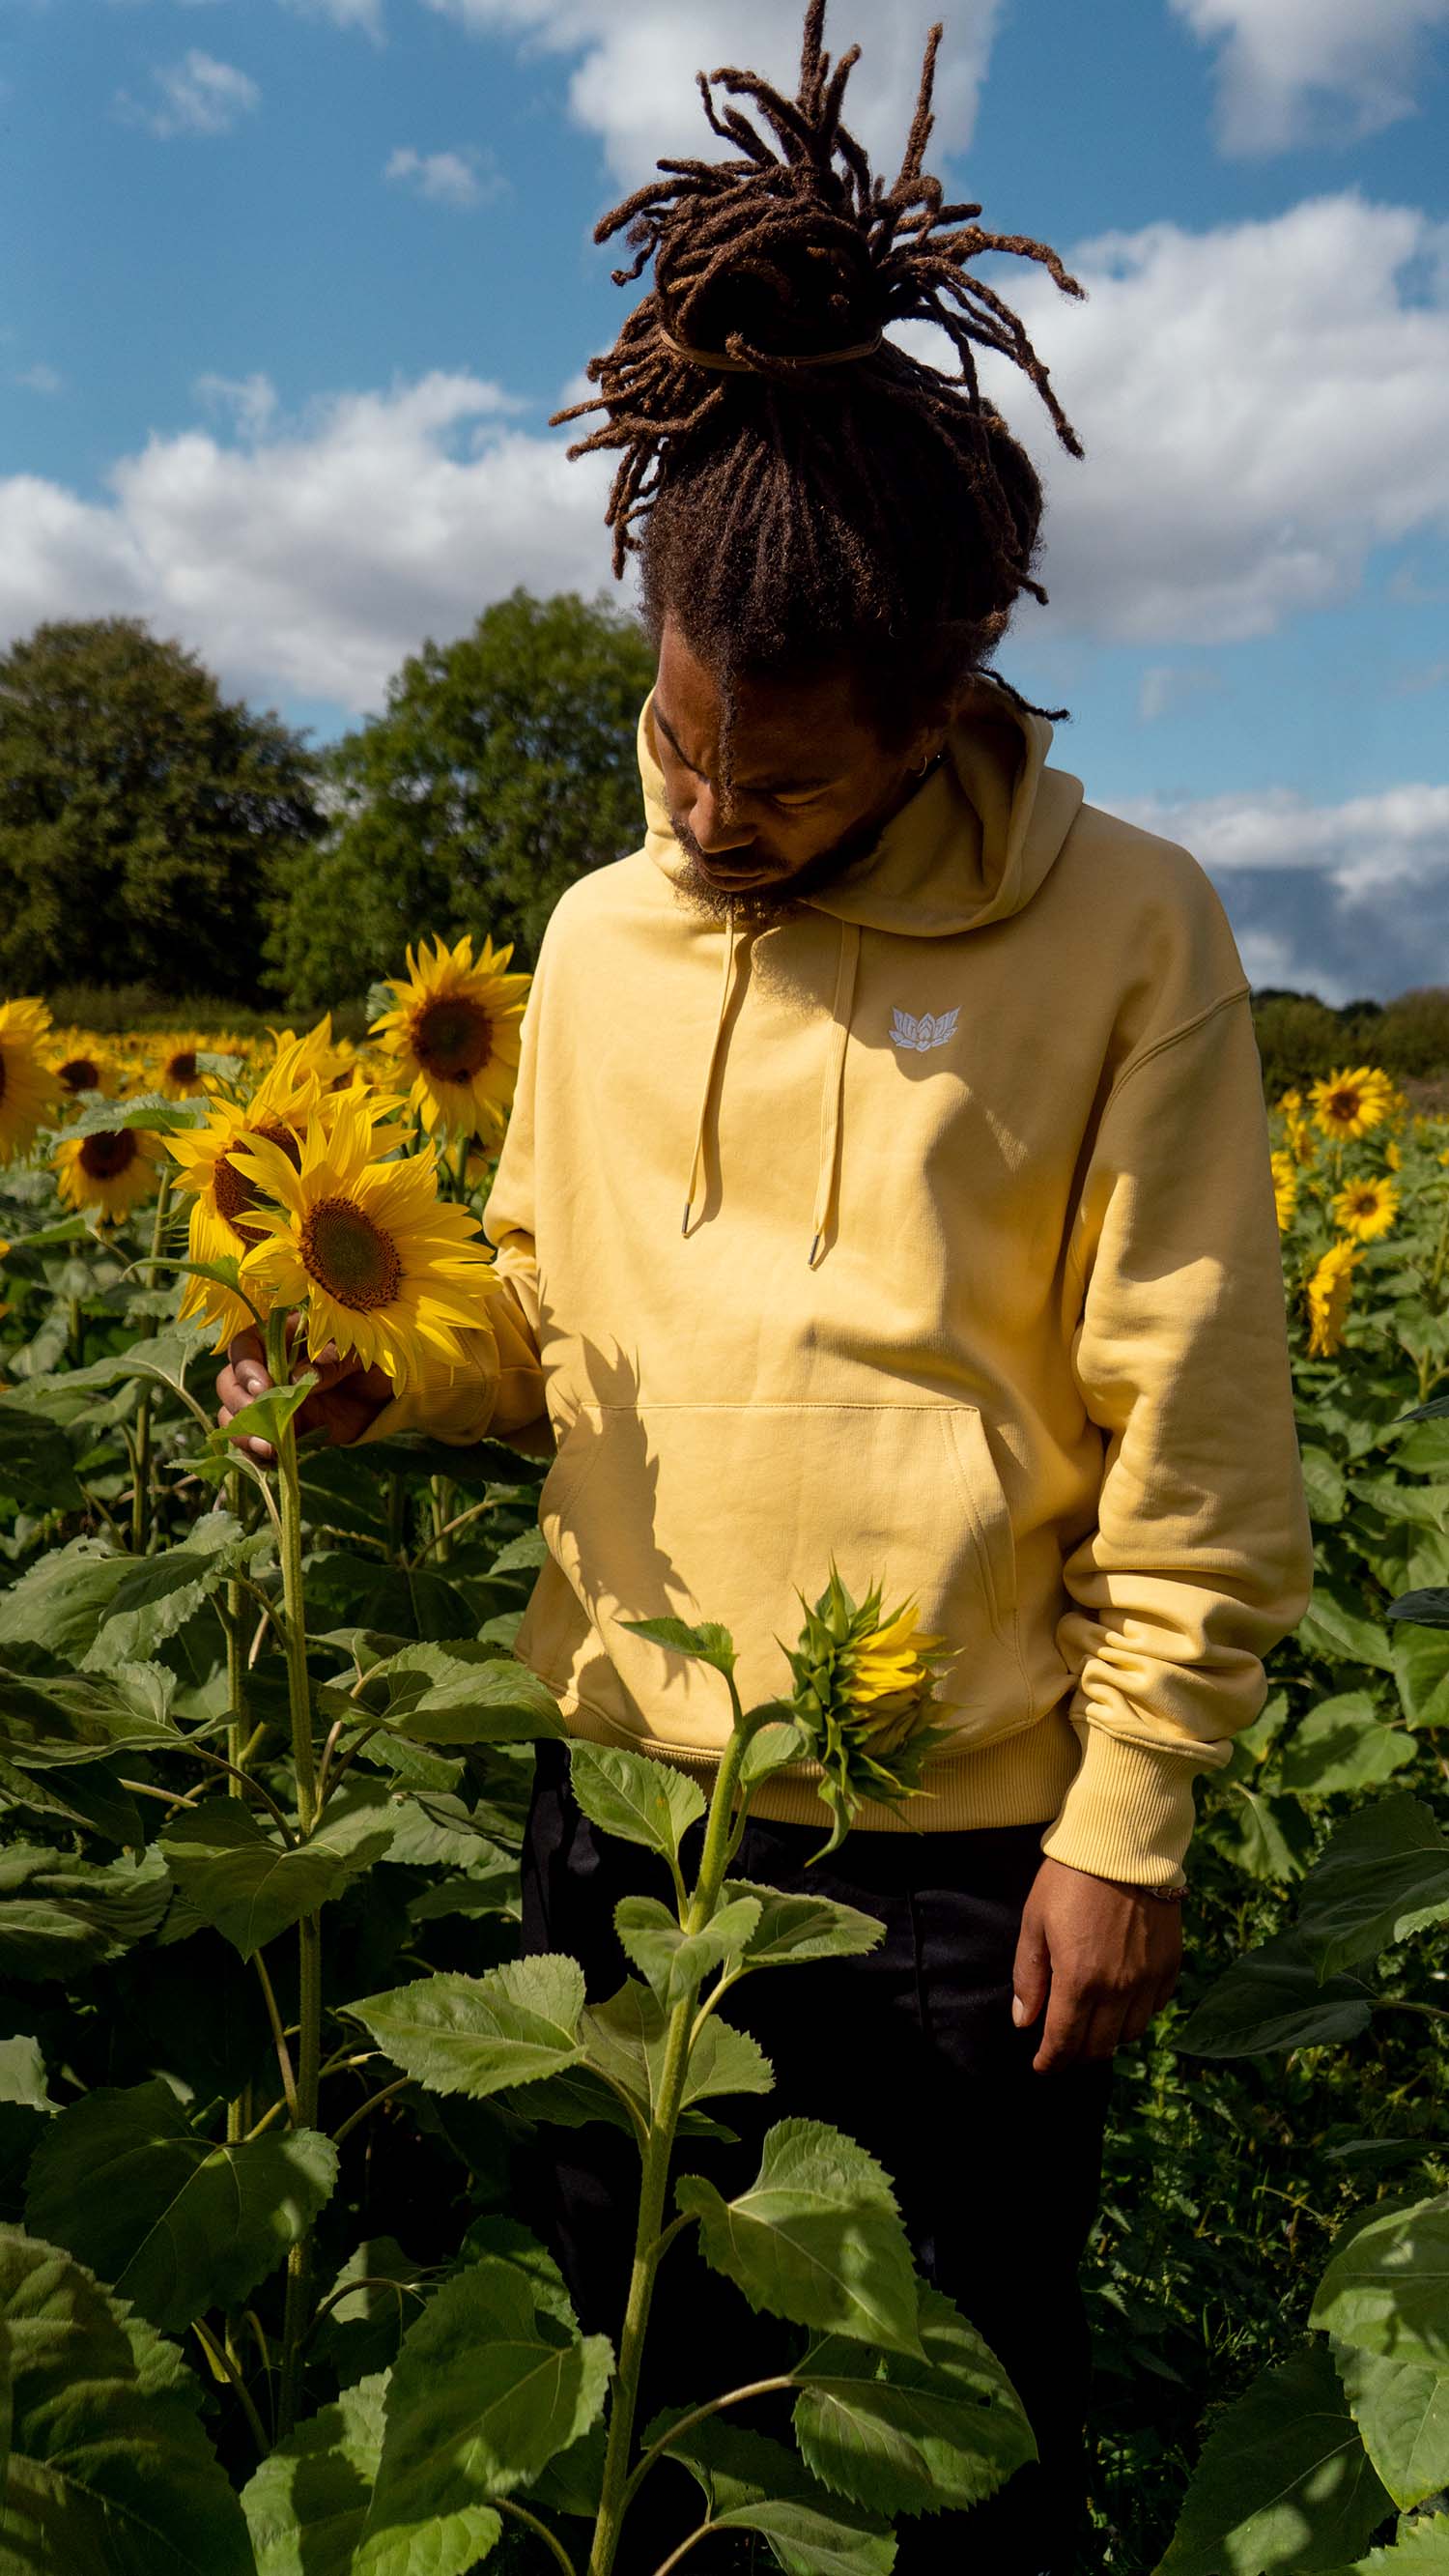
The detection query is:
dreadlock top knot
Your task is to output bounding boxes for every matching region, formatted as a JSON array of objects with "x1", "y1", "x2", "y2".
[{"x1": 551, "y1": 0, "x2": 1086, "y2": 730}]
